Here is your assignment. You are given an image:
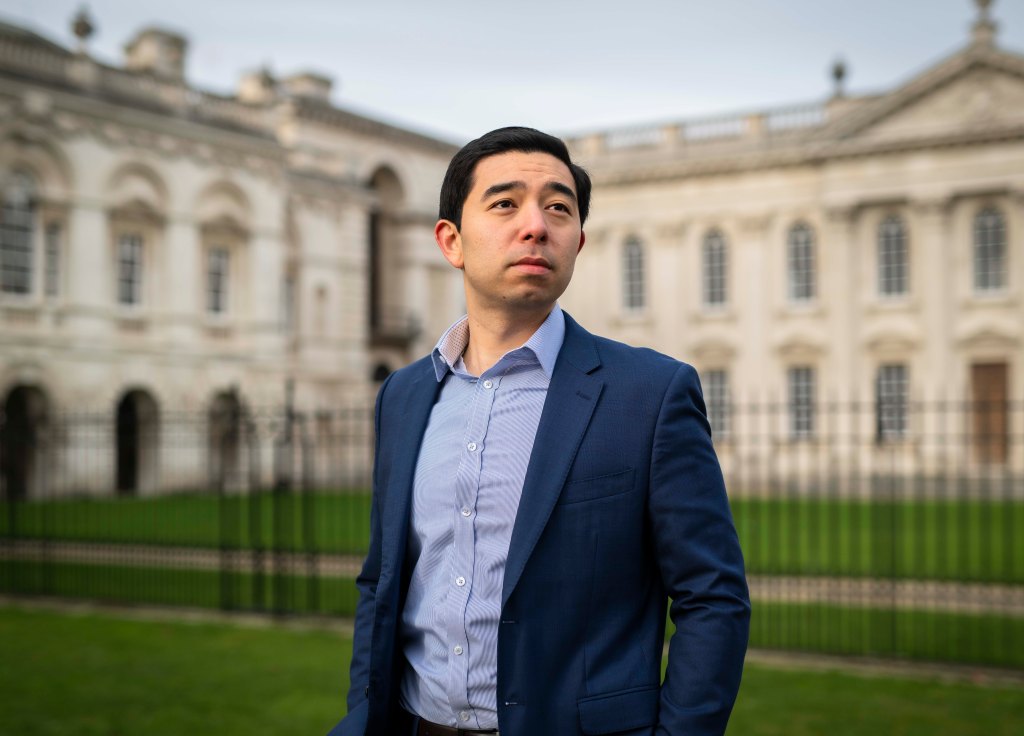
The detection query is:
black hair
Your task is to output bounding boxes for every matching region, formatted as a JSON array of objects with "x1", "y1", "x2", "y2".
[{"x1": 438, "y1": 126, "x2": 592, "y2": 230}]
